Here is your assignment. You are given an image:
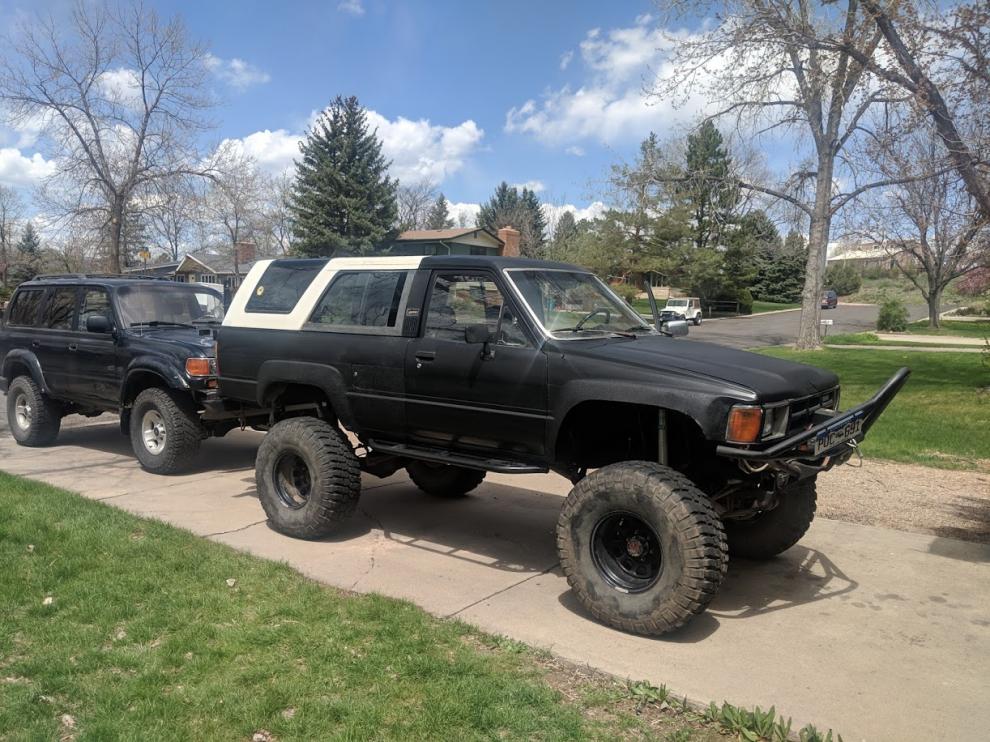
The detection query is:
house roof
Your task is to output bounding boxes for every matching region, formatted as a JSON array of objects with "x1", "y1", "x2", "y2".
[
  {"x1": 396, "y1": 227, "x2": 503, "y2": 244},
  {"x1": 178, "y1": 250, "x2": 255, "y2": 275}
]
